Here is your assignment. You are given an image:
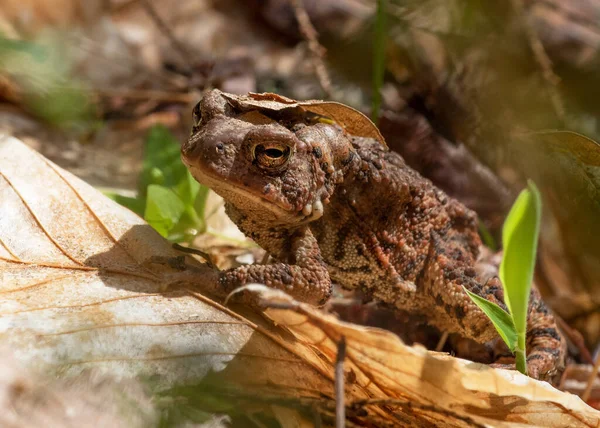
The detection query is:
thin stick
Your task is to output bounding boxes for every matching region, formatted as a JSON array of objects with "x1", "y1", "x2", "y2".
[
  {"x1": 94, "y1": 87, "x2": 195, "y2": 103},
  {"x1": 510, "y1": 0, "x2": 565, "y2": 120},
  {"x1": 172, "y1": 243, "x2": 214, "y2": 267},
  {"x1": 372, "y1": 0, "x2": 387, "y2": 123},
  {"x1": 556, "y1": 316, "x2": 594, "y2": 364},
  {"x1": 260, "y1": 252, "x2": 271, "y2": 265},
  {"x1": 582, "y1": 345, "x2": 600, "y2": 402},
  {"x1": 290, "y1": 0, "x2": 332, "y2": 96},
  {"x1": 335, "y1": 336, "x2": 347, "y2": 428},
  {"x1": 140, "y1": 0, "x2": 193, "y2": 71},
  {"x1": 435, "y1": 331, "x2": 449, "y2": 352}
]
